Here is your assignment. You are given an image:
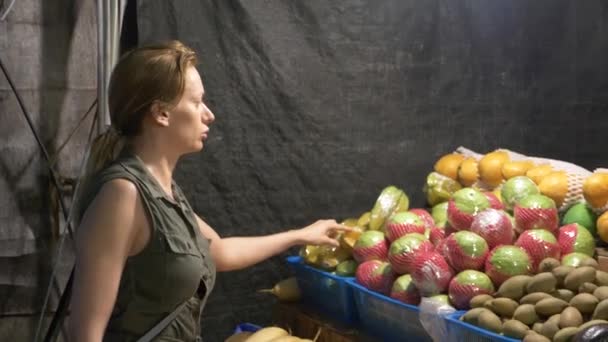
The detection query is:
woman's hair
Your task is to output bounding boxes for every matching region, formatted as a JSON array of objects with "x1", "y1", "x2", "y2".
[{"x1": 73, "y1": 40, "x2": 197, "y2": 224}]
